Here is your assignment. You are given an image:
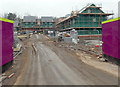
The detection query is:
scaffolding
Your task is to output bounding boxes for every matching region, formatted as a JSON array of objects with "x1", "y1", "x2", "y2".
[{"x1": 56, "y1": 4, "x2": 113, "y2": 35}]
